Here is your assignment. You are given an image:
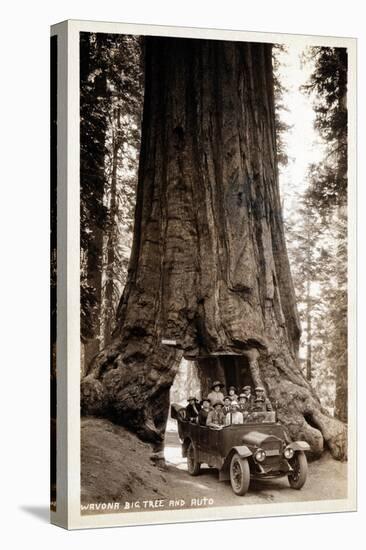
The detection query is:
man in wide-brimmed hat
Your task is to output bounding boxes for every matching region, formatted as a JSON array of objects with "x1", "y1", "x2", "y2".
[
  {"x1": 207, "y1": 400, "x2": 225, "y2": 429},
  {"x1": 207, "y1": 380, "x2": 225, "y2": 406},
  {"x1": 241, "y1": 385, "x2": 255, "y2": 409},
  {"x1": 185, "y1": 396, "x2": 200, "y2": 422},
  {"x1": 198, "y1": 397, "x2": 211, "y2": 426}
]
